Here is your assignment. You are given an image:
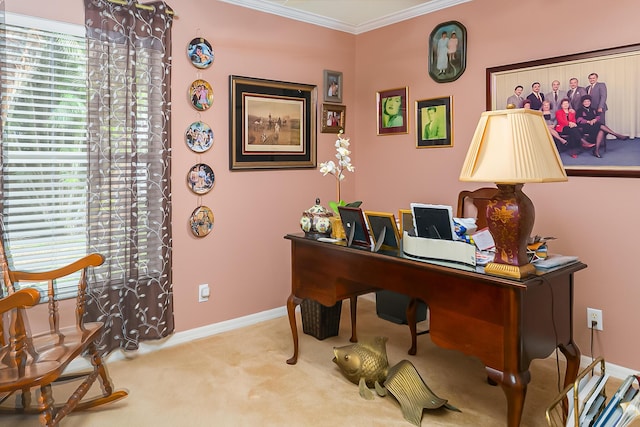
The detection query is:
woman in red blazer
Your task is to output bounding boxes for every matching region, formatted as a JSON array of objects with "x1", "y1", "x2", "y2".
[{"x1": 555, "y1": 98, "x2": 593, "y2": 158}]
